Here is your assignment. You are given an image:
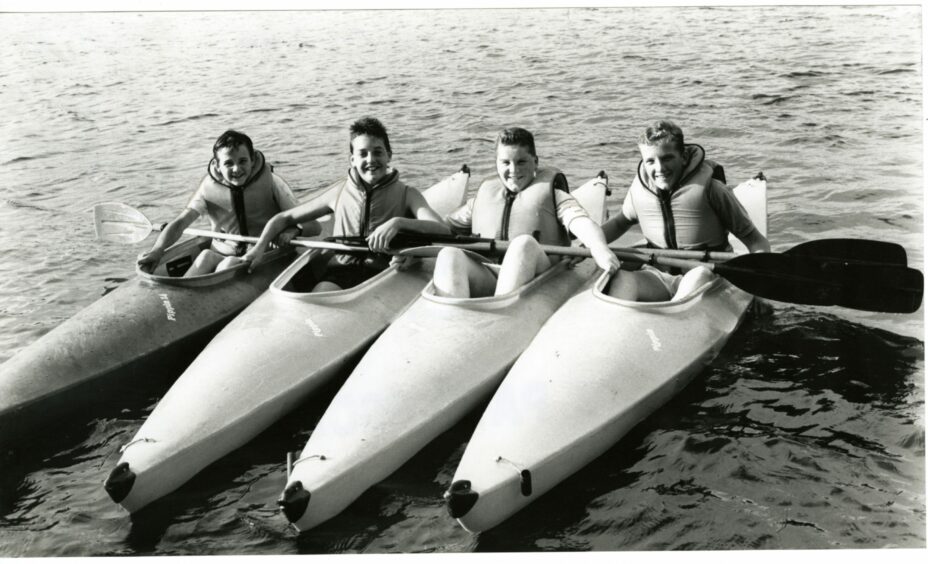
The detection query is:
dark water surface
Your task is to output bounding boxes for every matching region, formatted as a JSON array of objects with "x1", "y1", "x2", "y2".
[{"x1": 0, "y1": 6, "x2": 923, "y2": 557}]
